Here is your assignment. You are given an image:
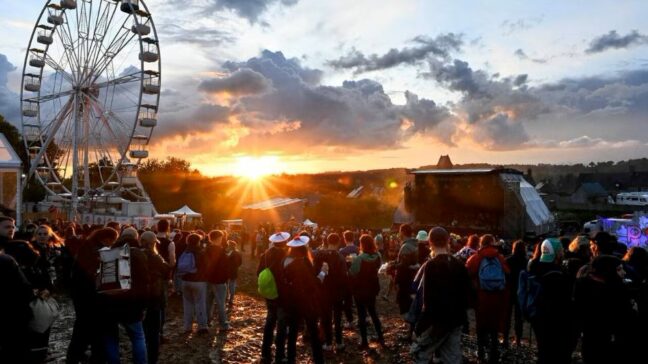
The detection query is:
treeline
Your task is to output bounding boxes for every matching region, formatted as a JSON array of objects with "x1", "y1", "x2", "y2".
[{"x1": 139, "y1": 158, "x2": 406, "y2": 228}]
